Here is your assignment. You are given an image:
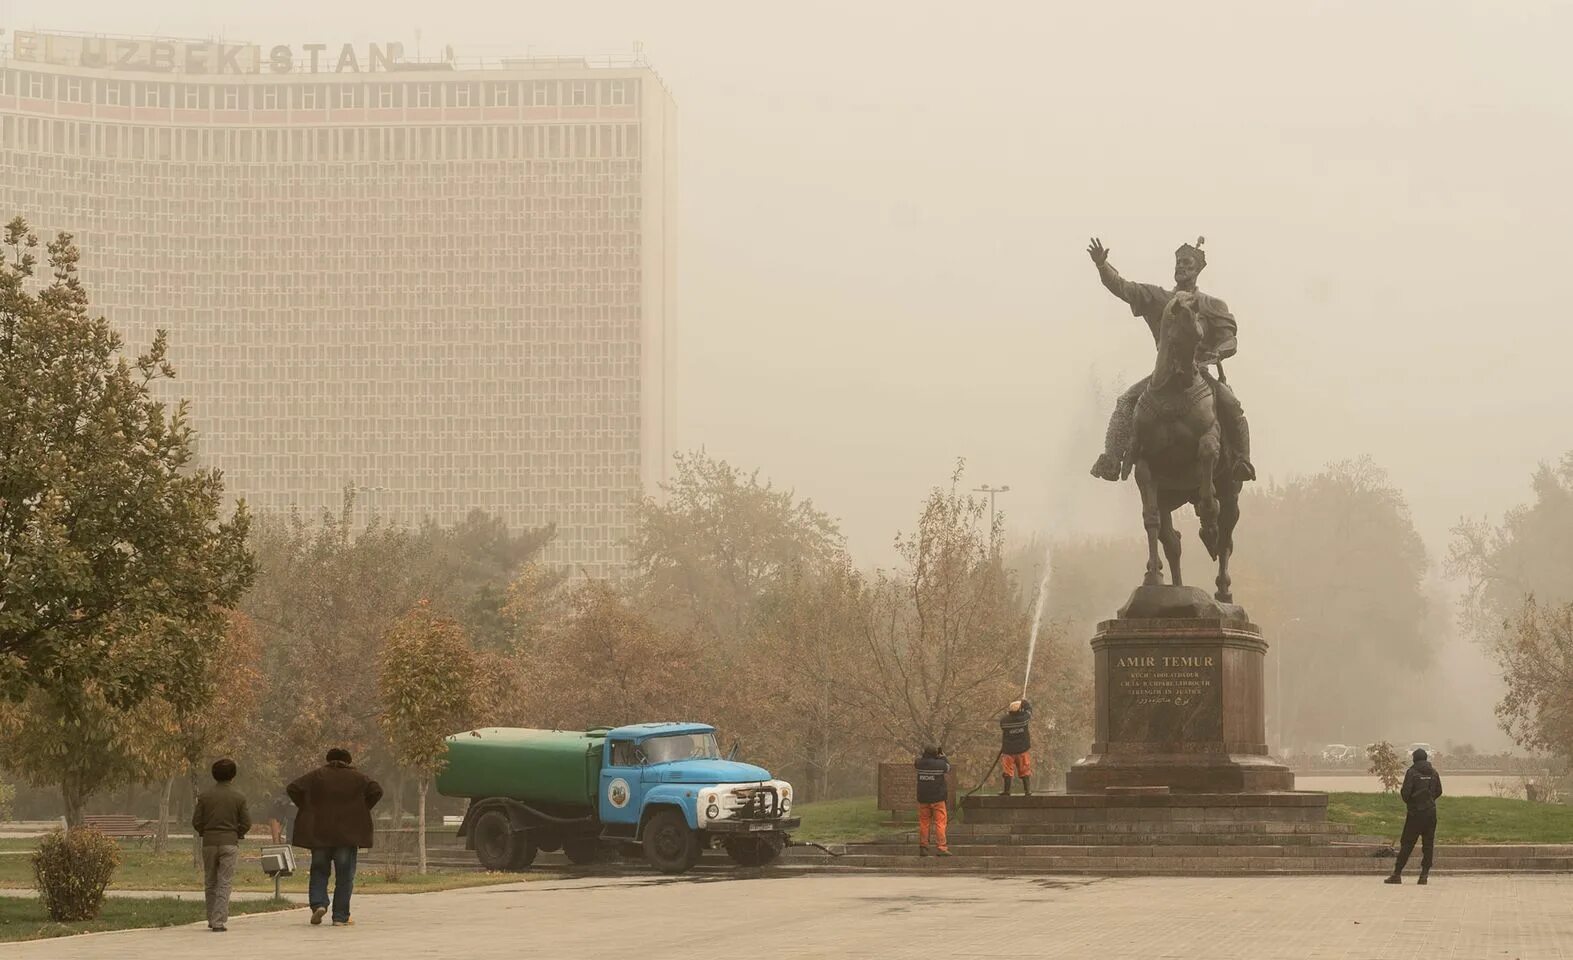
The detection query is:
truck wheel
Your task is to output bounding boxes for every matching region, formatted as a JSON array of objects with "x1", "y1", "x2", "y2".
[
  {"x1": 473, "y1": 810, "x2": 518, "y2": 871},
  {"x1": 725, "y1": 836, "x2": 784, "y2": 867},
  {"x1": 642, "y1": 810, "x2": 699, "y2": 874},
  {"x1": 510, "y1": 832, "x2": 538, "y2": 870},
  {"x1": 562, "y1": 837, "x2": 602, "y2": 865}
]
